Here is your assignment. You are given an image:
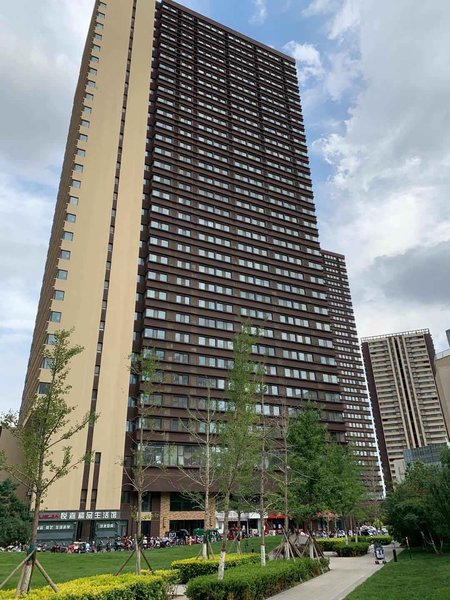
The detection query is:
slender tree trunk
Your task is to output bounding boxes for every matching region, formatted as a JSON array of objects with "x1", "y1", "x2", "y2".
[
  {"x1": 308, "y1": 520, "x2": 314, "y2": 559},
  {"x1": 344, "y1": 515, "x2": 349, "y2": 546},
  {"x1": 237, "y1": 510, "x2": 242, "y2": 555},
  {"x1": 283, "y1": 431, "x2": 290, "y2": 560},
  {"x1": 20, "y1": 492, "x2": 41, "y2": 593},
  {"x1": 203, "y1": 424, "x2": 211, "y2": 560},
  {"x1": 260, "y1": 388, "x2": 266, "y2": 566},
  {"x1": 202, "y1": 488, "x2": 209, "y2": 560},
  {"x1": 136, "y1": 489, "x2": 142, "y2": 575},
  {"x1": 218, "y1": 491, "x2": 230, "y2": 580}
]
